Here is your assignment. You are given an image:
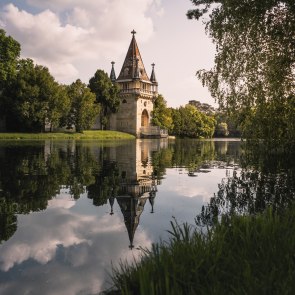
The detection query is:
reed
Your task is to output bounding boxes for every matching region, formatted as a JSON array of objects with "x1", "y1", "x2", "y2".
[{"x1": 106, "y1": 208, "x2": 295, "y2": 294}]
